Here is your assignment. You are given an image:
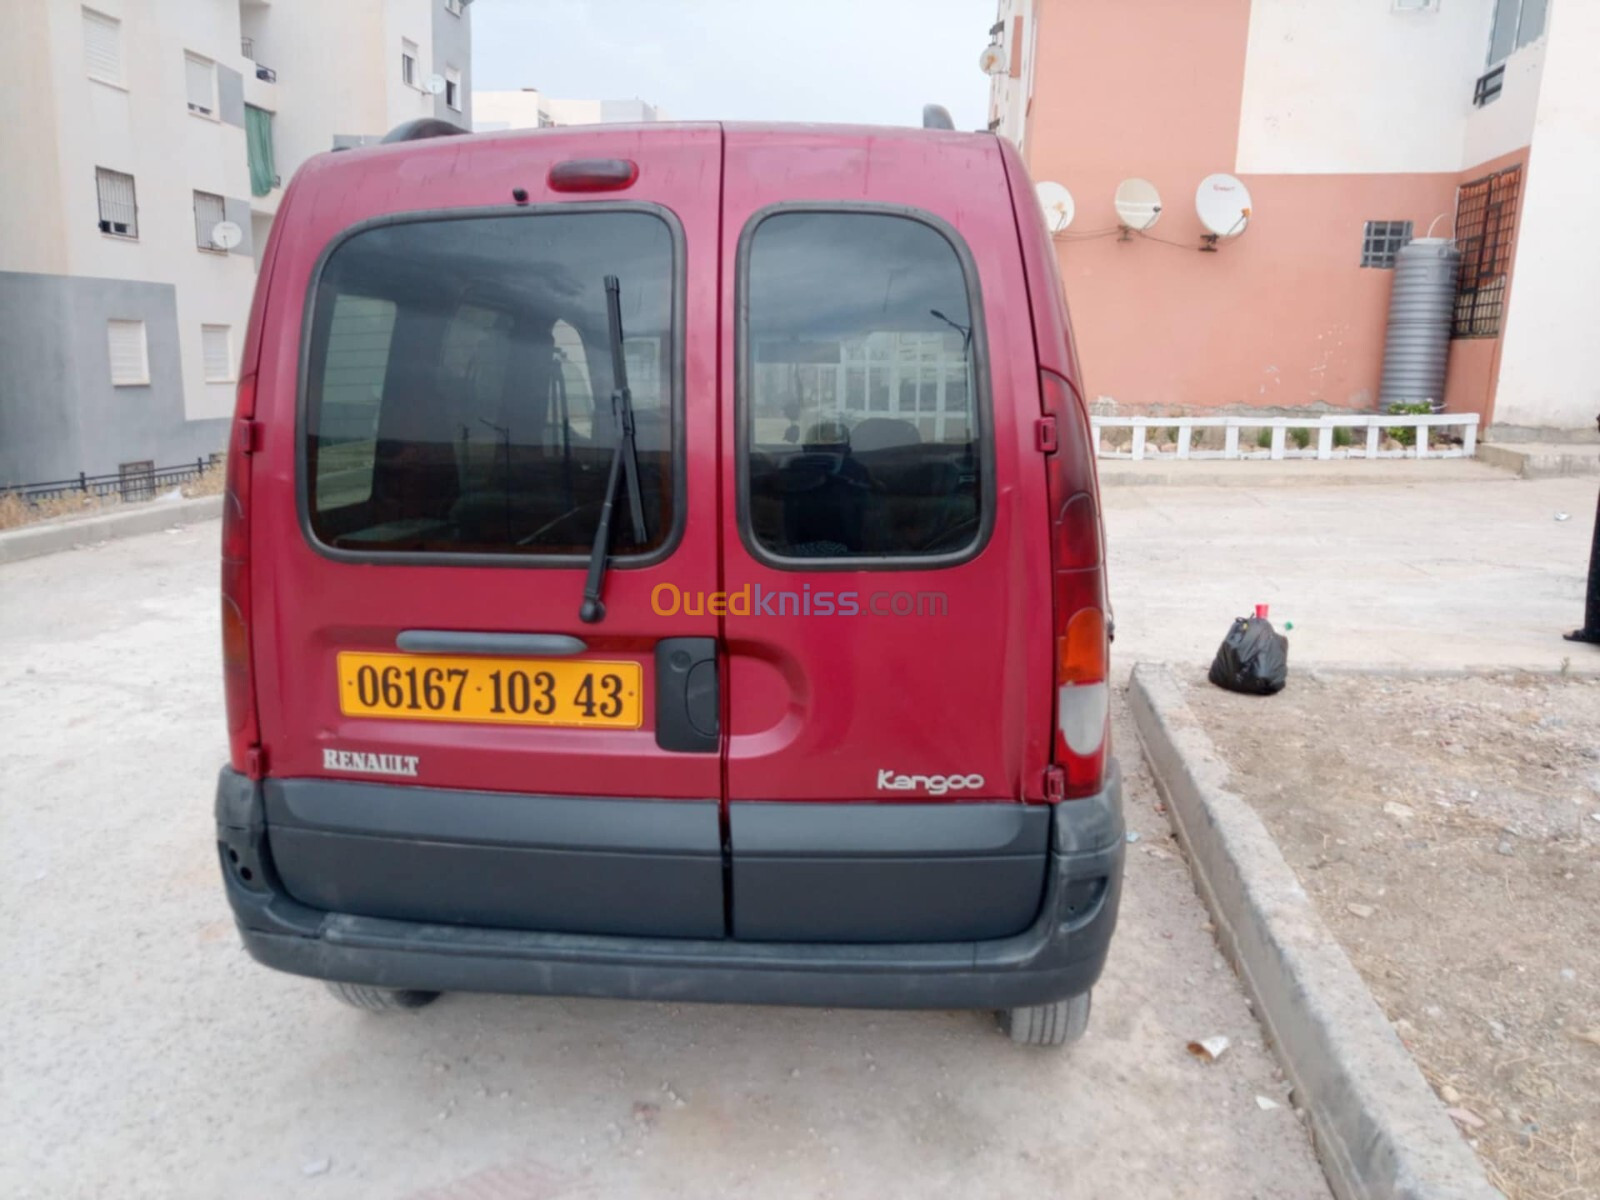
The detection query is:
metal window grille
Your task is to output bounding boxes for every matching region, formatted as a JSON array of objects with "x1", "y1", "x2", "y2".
[
  {"x1": 119, "y1": 461, "x2": 155, "y2": 502},
  {"x1": 1360, "y1": 220, "x2": 1413, "y2": 268},
  {"x1": 445, "y1": 69, "x2": 461, "y2": 110},
  {"x1": 202, "y1": 325, "x2": 233, "y2": 382},
  {"x1": 1453, "y1": 166, "x2": 1522, "y2": 338},
  {"x1": 95, "y1": 167, "x2": 137, "y2": 237},
  {"x1": 445, "y1": 0, "x2": 464, "y2": 14},
  {"x1": 185, "y1": 53, "x2": 214, "y2": 115},
  {"x1": 401, "y1": 40, "x2": 417, "y2": 86},
  {"x1": 1473, "y1": 64, "x2": 1506, "y2": 107},
  {"x1": 193, "y1": 190, "x2": 225, "y2": 249},
  {"x1": 107, "y1": 320, "x2": 149, "y2": 385},
  {"x1": 83, "y1": 8, "x2": 121, "y2": 81}
]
